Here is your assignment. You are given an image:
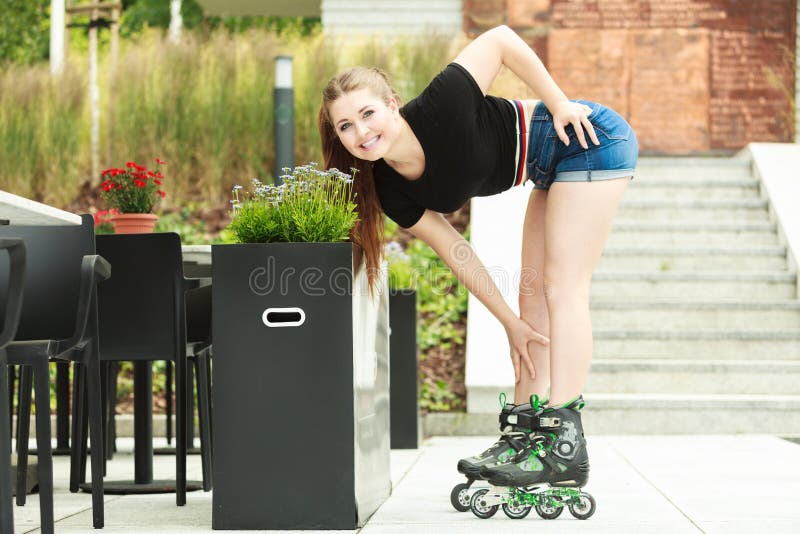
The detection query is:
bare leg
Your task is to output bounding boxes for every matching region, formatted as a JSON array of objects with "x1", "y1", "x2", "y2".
[
  {"x1": 544, "y1": 178, "x2": 631, "y2": 406},
  {"x1": 515, "y1": 188, "x2": 550, "y2": 405}
]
